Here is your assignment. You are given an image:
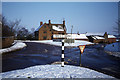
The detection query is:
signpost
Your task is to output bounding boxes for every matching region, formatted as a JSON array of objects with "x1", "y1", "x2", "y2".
[
  {"x1": 78, "y1": 45, "x2": 86, "y2": 66},
  {"x1": 61, "y1": 40, "x2": 64, "y2": 67}
]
